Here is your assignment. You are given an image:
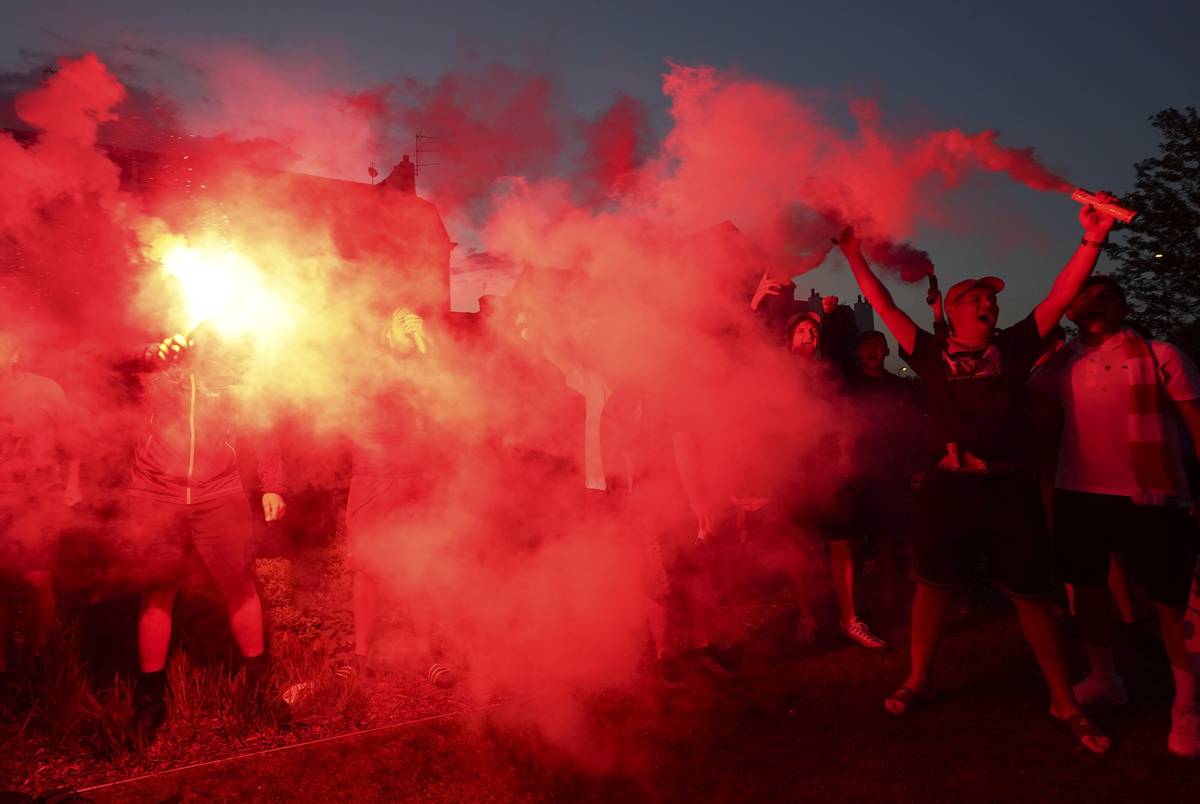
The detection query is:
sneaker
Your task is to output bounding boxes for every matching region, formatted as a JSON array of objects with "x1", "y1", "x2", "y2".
[
  {"x1": 1168, "y1": 705, "x2": 1200, "y2": 758},
  {"x1": 427, "y1": 662, "x2": 457, "y2": 689},
  {"x1": 692, "y1": 645, "x2": 740, "y2": 679},
  {"x1": 338, "y1": 653, "x2": 371, "y2": 682},
  {"x1": 840, "y1": 618, "x2": 888, "y2": 650},
  {"x1": 1072, "y1": 672, "x2": 1129, "y2": 707},
  {"x1": 795, "y1": 614, "x2": 819, "y2": 646},
  {"x1": 241, "y1": 654, "x2": 292, "y2": 725},
  {"x1": 655, "y1": 651, "x2": 687, "y2": 689},
  {"x1": 131, "y1": 670, "x2": 168, "y2": 748}
]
